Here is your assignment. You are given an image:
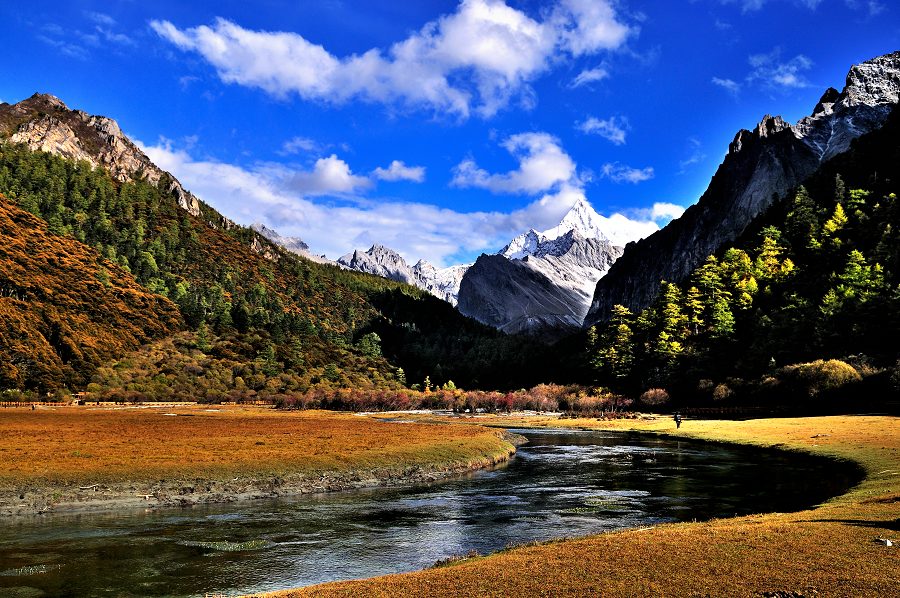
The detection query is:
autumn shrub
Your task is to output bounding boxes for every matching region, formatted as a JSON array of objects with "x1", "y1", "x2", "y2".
[
  {"x1": 712, "y1": 383, "x2": 733, "y2": 402},
  {"x1": 778, "y1": 359, "x2": 862, "y2": 399},
  {"x1": 274, "y1": 383, "x2": 631, "y2": 414},
  {"x1": 639, "y1": 388, "x2": 670, "y2": 407}
]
